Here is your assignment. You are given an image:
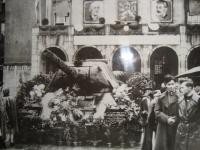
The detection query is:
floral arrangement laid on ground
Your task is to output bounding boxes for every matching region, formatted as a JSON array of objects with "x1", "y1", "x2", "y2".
[
  {"x1": 16, "y1": 71, "x2": 153, "y2": 146},
  {"x1": 16, "y1": 74, "x2": 51, "y2": 109},
  {"x1": 113, "y1": 71, "x2": 153, "y2": 102},
  {"x1": 127, "y1": 73, "x2": 153, "y2": 99}
]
